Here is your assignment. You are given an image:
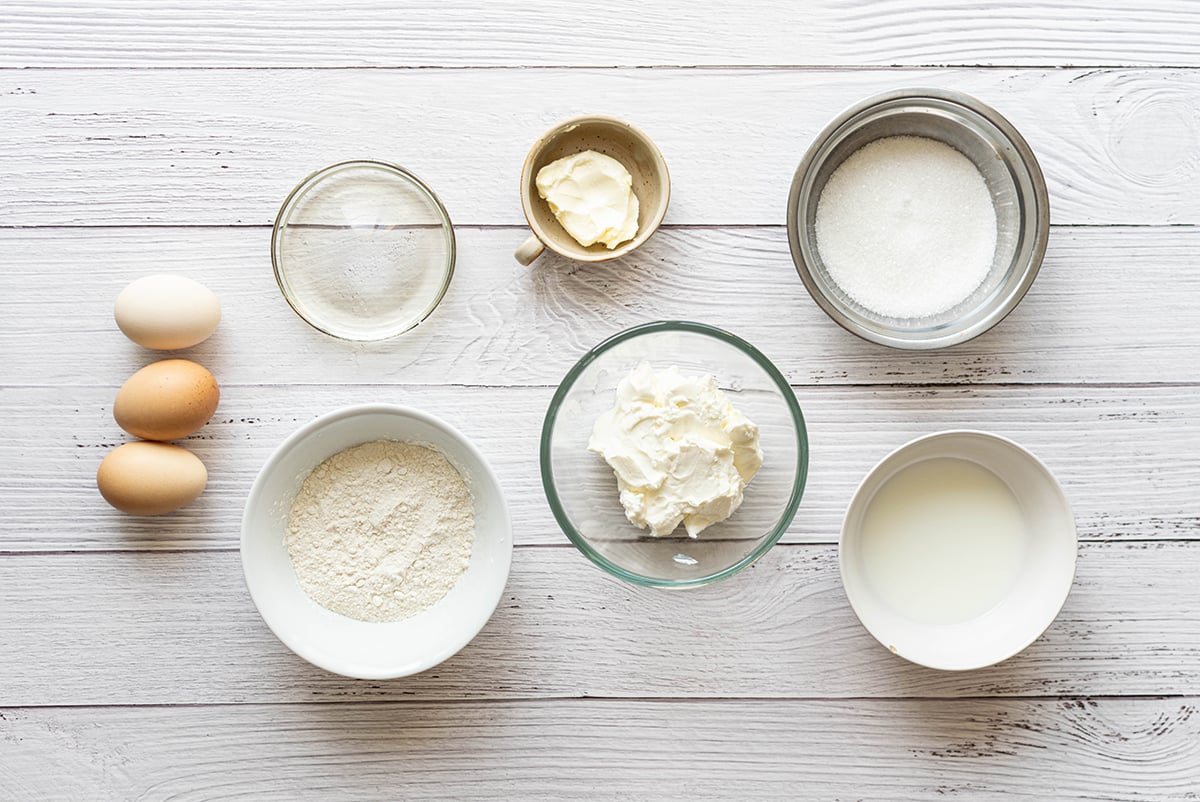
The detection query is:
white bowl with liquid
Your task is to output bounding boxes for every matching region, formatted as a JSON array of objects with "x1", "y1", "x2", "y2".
[{"x1": 840, "y1": 430, "x2": 1076, "y2": 671}]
